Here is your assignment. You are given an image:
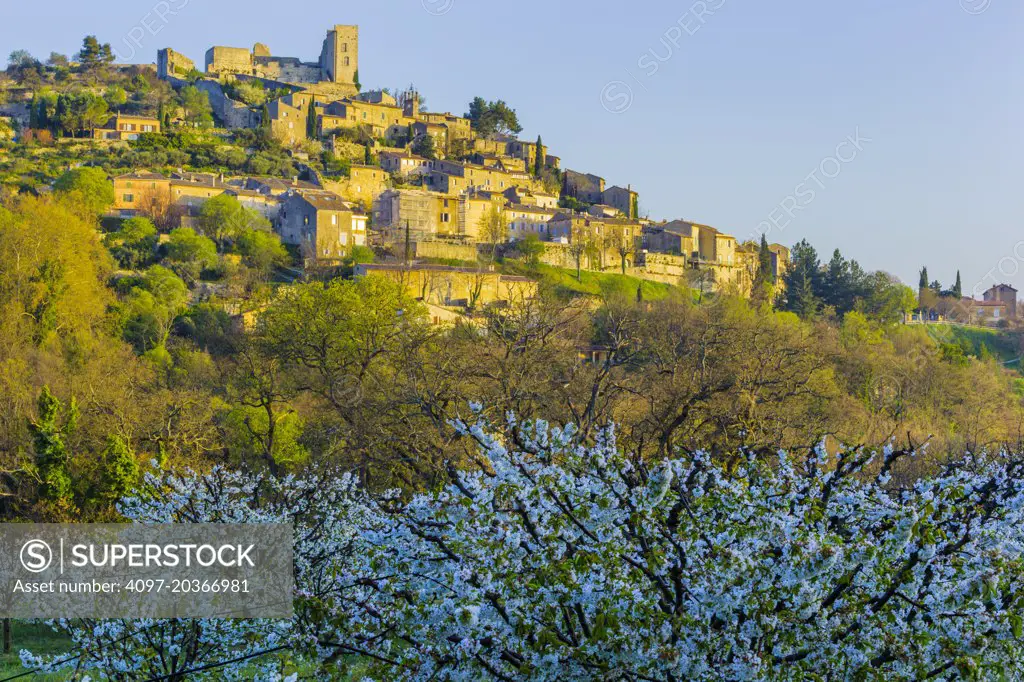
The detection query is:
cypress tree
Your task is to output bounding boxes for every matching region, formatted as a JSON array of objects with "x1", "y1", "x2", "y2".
[
  {"x1": 953, "y1": 270, "x2": 963, "y2": 299},
  {"x1": 534, "y1": 135, "x2": 544, "y2": 177}
]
